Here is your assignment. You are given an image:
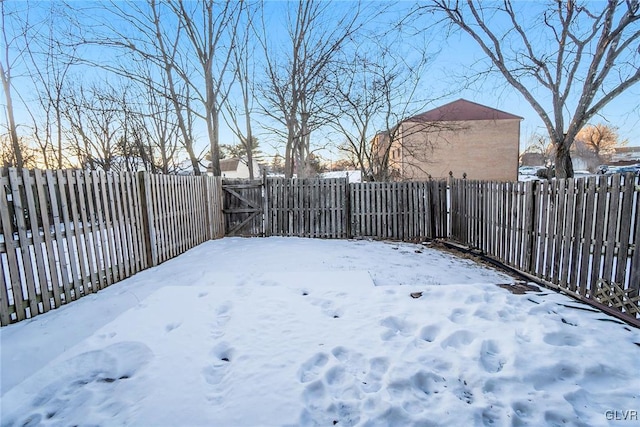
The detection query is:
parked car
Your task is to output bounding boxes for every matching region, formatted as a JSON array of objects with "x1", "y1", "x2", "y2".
[
  {"x1": 616, "y1": 165, "x2": 640, "y2": 176},
  {"x1": 518, "y1": 166, "x2": 544, "y2": 176}
]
